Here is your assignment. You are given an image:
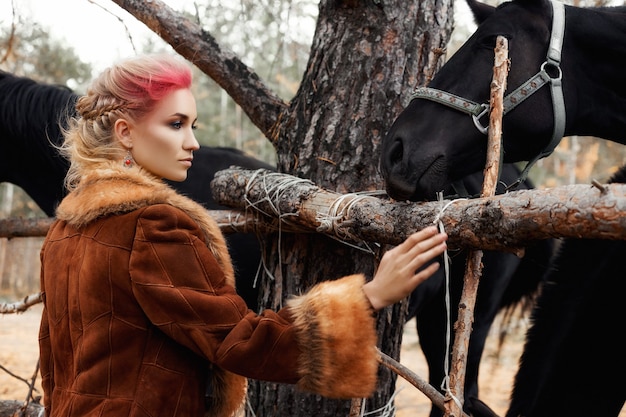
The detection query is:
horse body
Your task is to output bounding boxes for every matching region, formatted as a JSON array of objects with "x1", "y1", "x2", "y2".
[
  {"x1": 381, "y1": 0, "x2": 626, "y2": 415},
  {"x1": 0, "y1": 71, "x2": 75, "y2": 216}
]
